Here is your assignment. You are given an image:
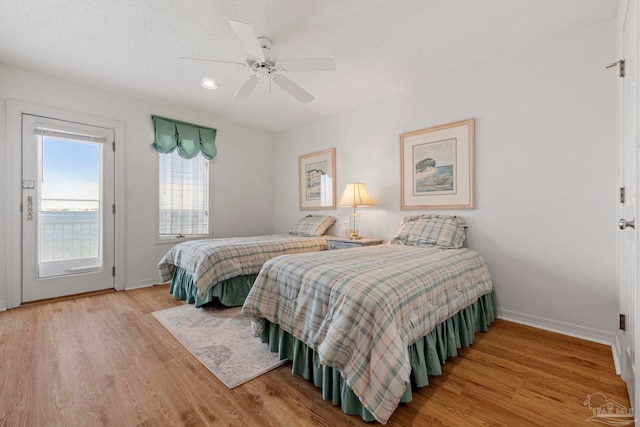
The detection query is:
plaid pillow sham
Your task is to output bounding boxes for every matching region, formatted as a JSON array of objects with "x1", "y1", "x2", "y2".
[
  {"x1": 390, "y1": 215, "x2": 466, "y2": 249},
  {"x1": 289, "y1": 215, "x2": 336, "y2": 237}
]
